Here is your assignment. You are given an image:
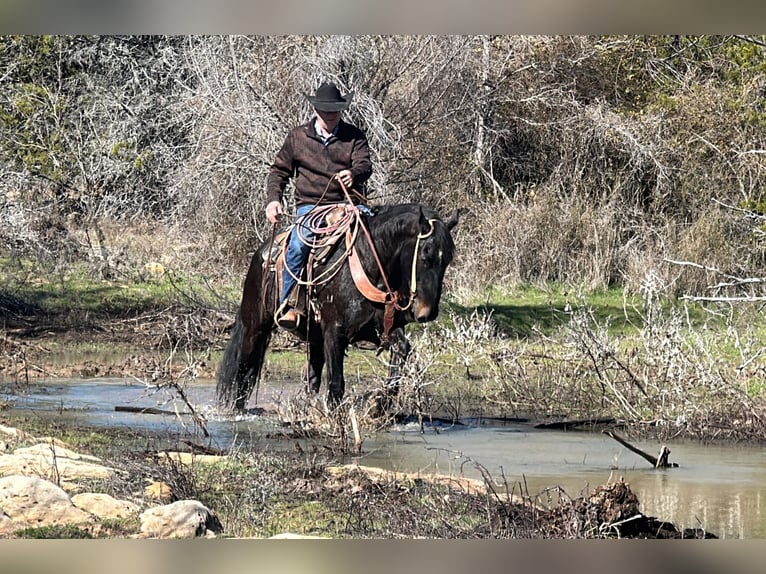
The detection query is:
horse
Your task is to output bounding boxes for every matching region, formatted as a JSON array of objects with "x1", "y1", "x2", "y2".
[{"x1": 215, "y1": 202, "x2": 459, "y2": 412}]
